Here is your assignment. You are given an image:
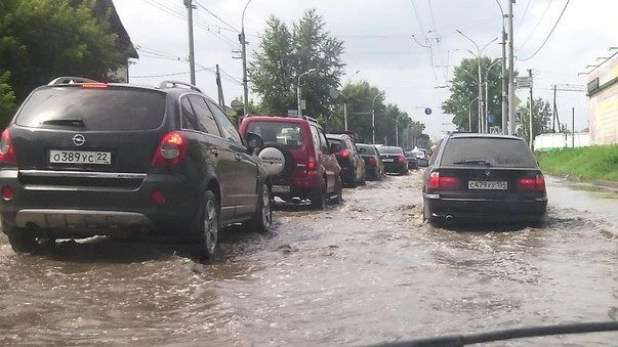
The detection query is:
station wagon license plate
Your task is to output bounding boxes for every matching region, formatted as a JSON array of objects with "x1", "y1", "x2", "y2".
[
  {"x1": 49, "y1": 150, "x2": 112, "y2": 165},
  {"x1": 382, "y1": 158, "x2": 394, "y2": 162},
  {"x1": 468, "y1": 180, "x2": 508, "y2": 190},
  {"x1": 272, "y1": 185, "x2": 291, "y2": 193}
]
